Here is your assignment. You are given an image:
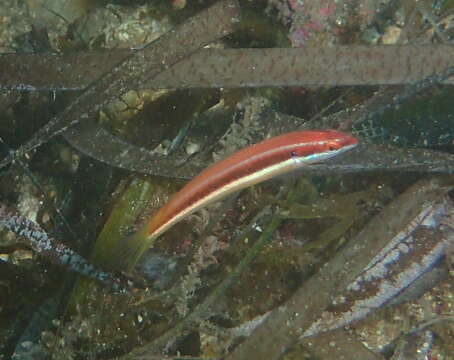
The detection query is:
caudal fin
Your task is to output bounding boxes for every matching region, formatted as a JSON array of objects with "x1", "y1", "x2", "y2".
[{"x1": 114, "y1": 227, "x2": 155, "y2": 272}]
